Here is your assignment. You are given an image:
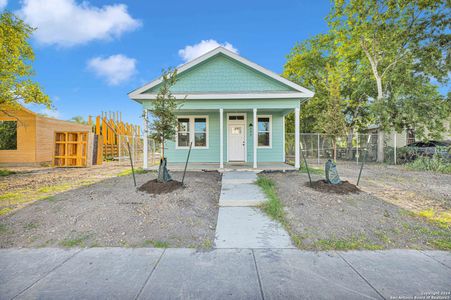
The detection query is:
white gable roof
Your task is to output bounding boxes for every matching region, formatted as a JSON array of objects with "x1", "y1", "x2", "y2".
[{"x1": 128, "y1": 46, "x2": 314, "y2": 100}]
